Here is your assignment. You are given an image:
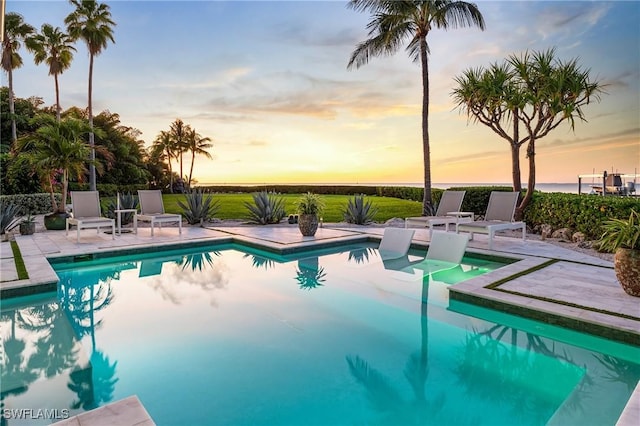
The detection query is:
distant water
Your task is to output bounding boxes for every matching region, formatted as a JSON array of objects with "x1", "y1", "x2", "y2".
[{"x1": 199, "y1": 182, "x2": 602, "y2": 194}]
